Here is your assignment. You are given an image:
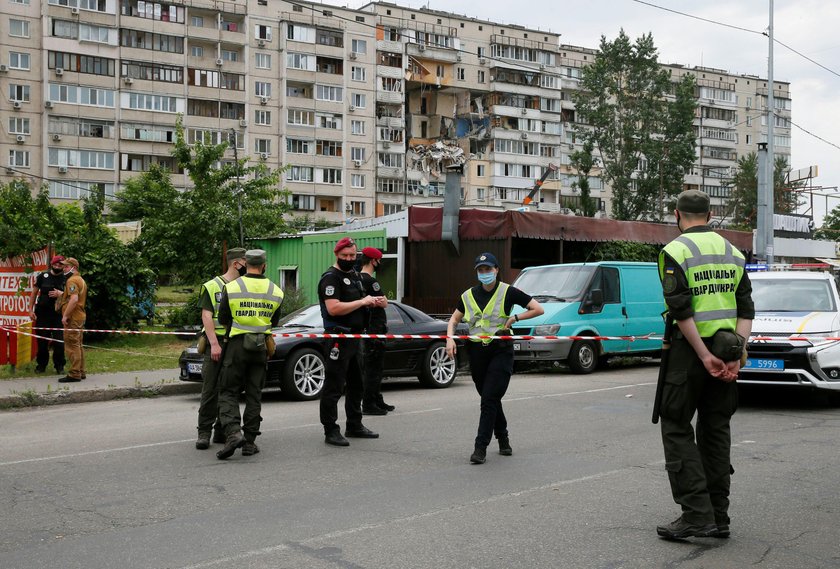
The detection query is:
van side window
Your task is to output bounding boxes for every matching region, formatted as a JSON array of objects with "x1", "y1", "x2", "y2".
[{"x1": 590, "y1": 267, "x2": 621, "y2": 303}]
